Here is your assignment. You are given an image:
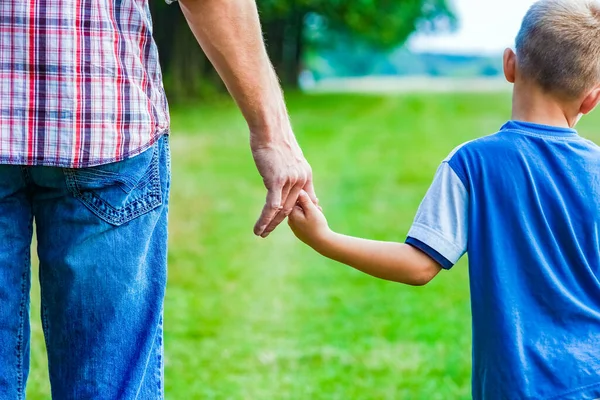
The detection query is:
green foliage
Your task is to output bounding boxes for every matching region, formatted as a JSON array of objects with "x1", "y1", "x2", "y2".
[
  {"x1": 260, "y1": 0, "x2": 454, "y2": 86},
  {"x1": 259, "y1": 0, "x2": 454, "y2": 48},
  {"x1": 150, "y1": 0, "x2": 454, "y2": 99}
]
